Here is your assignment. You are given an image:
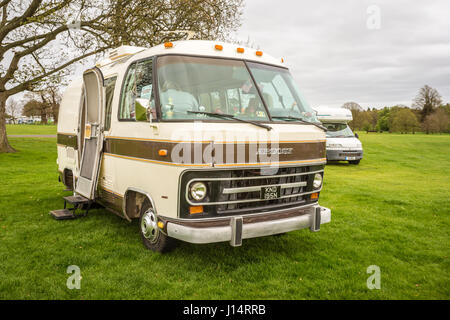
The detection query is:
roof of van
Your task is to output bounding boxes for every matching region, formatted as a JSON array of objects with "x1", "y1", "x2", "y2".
[
  {"x1": 96, "y1": 40, "x2": 285, "y2": 69},
  {"x1": 312, "y1": 106, "x2": 353, "y2": 123}
]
